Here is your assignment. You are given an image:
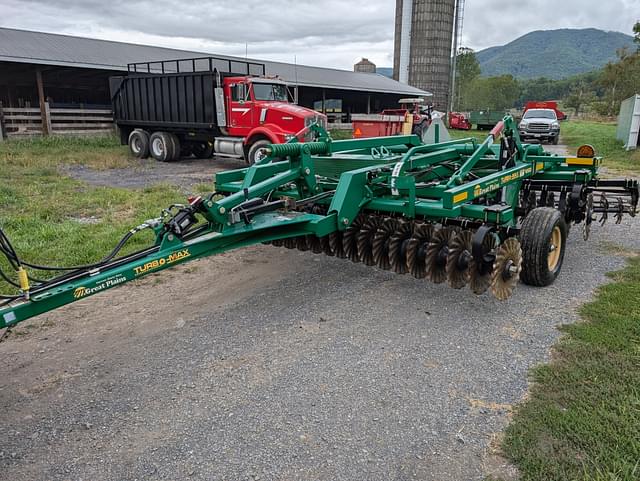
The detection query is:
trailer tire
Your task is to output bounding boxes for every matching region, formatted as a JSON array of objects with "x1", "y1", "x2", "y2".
[
  {"x1": 128, "y1": 129, "x2": 149, "y2": 158},
  {"x1": 192, "y1": 141, "x2": 214, "y2": 159},
  {"x1": 247, "y1": 139, "x2": 272, "y2": 165},
  {"x1": 168, "y1": 133, "x2": 181, "y2": 161},
  {"x1": 149, "y1": 132, "x2": 175, "y2": 162},
  {"x1": 519, "y1": 207, "x2": 567, "y2": 287}
]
